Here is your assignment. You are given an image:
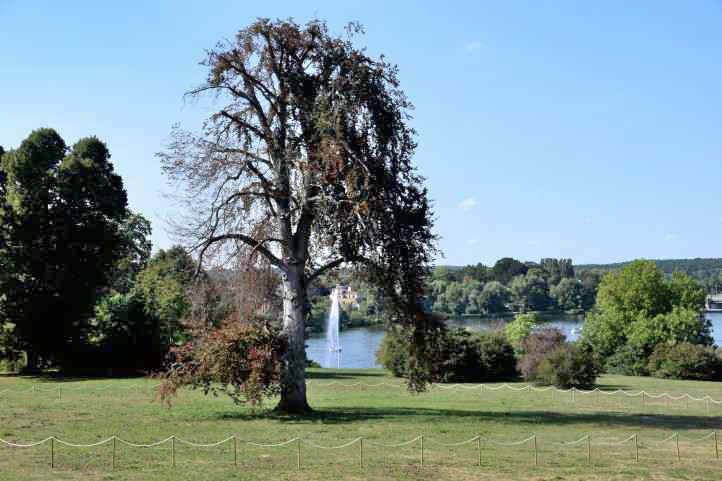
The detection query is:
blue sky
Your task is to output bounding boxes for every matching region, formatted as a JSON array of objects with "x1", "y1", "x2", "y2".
[{"x1": 2, "y1": 1, "x2": 721, "y2": 266}]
